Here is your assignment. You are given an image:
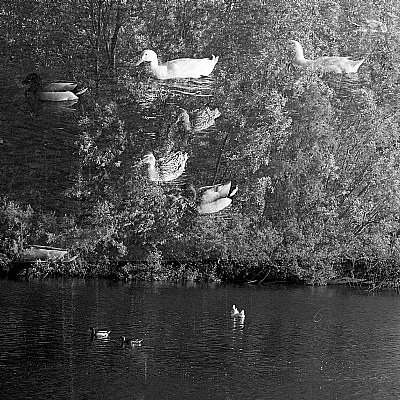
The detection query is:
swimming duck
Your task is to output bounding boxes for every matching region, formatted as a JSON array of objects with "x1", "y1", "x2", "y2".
[
  {"x1": 358, "y1": 19, "x2": 388, "y2": 33},
  {"x1": 90, "y1": 327, "x2": 111, "y2": 339},
  {"x1": 197, "y1": 181, "x2": 238, "y2": 214},
  {"x1": 23, "y1": 73, "x2": 88, "y2": 101},
  {"x1": 231, "y1": 305, "x2": 240, "y2": 316},
  {"x1": 231, "y1": 305, "x2": 245, "y2": 318},
  {"x1": 140, "y1": 152, "x2": 188, "y2": 182},
  {"x1": 289, "y1": 40, "x2": 365, "y2": 74},
  {"x1": 135, "y1": 49, "x2": 219, "y2": 79},
  {"x1": 177, "y1": 107, "x2": 221, "y2": 133},
  {"x1": 121, "y1": 336, "x2": 143, "y2": 347}
]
